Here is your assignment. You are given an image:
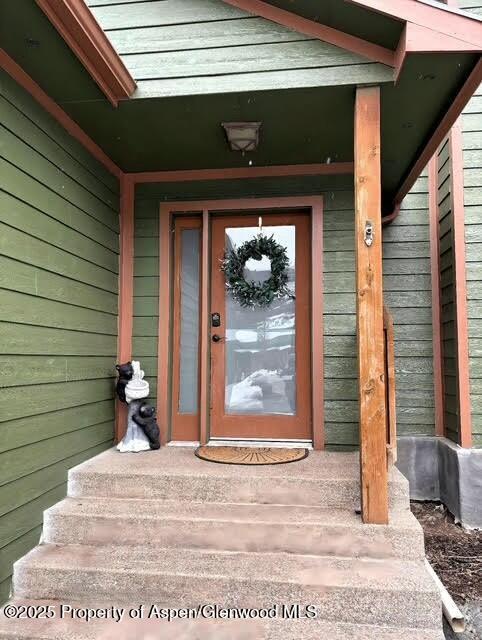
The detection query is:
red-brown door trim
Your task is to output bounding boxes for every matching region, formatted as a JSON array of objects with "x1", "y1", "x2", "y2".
[
  {"x1": 449, "y1": 123, "x2": 473, "y2": 448},
  {"x1": 171, "y1": 217, "x2": 203, "y2": 442},
  {"x1": 115, "y1": 174, "x2": 135, "y2": 441},
  {"x1": 159, "y1": 196, "x2": 324, "y2": 448},
  {"x1": 311, "y1": 203, "x2": 324, "y2": 450},
  {"x1": 200, "y1": 210, "x2": 211, "y2": 446}
]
